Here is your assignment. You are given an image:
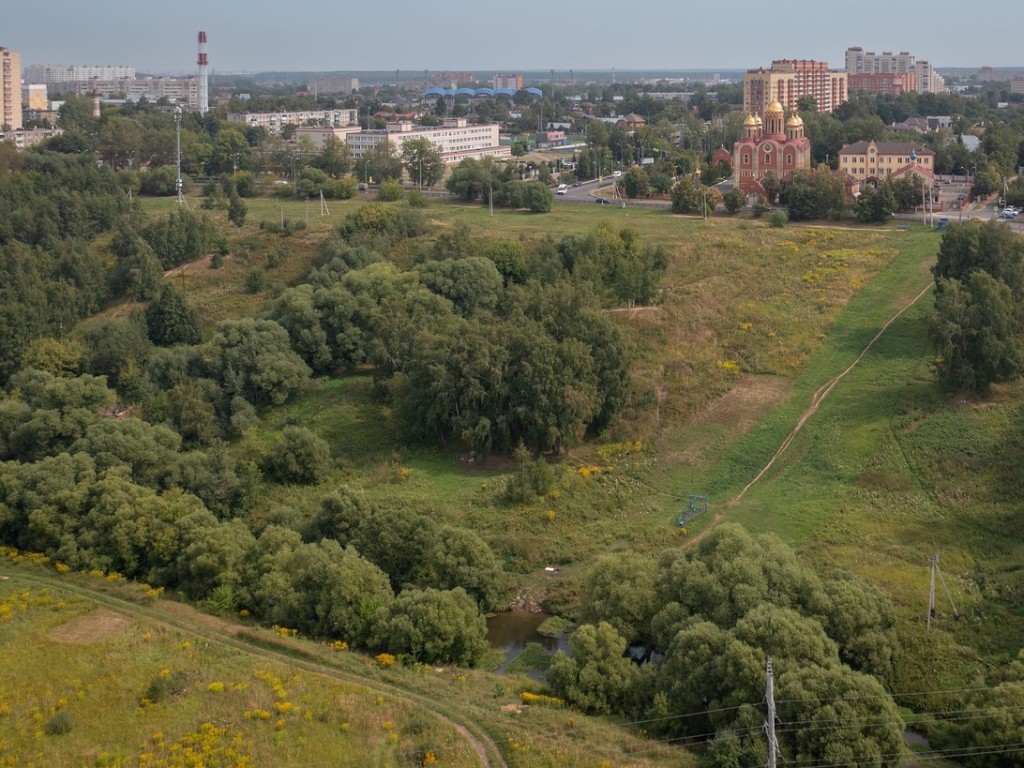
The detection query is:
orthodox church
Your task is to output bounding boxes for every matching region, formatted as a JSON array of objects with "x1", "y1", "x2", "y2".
[{"x1": 731, "y1": 100, "x2": 811, "y2": 198}]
